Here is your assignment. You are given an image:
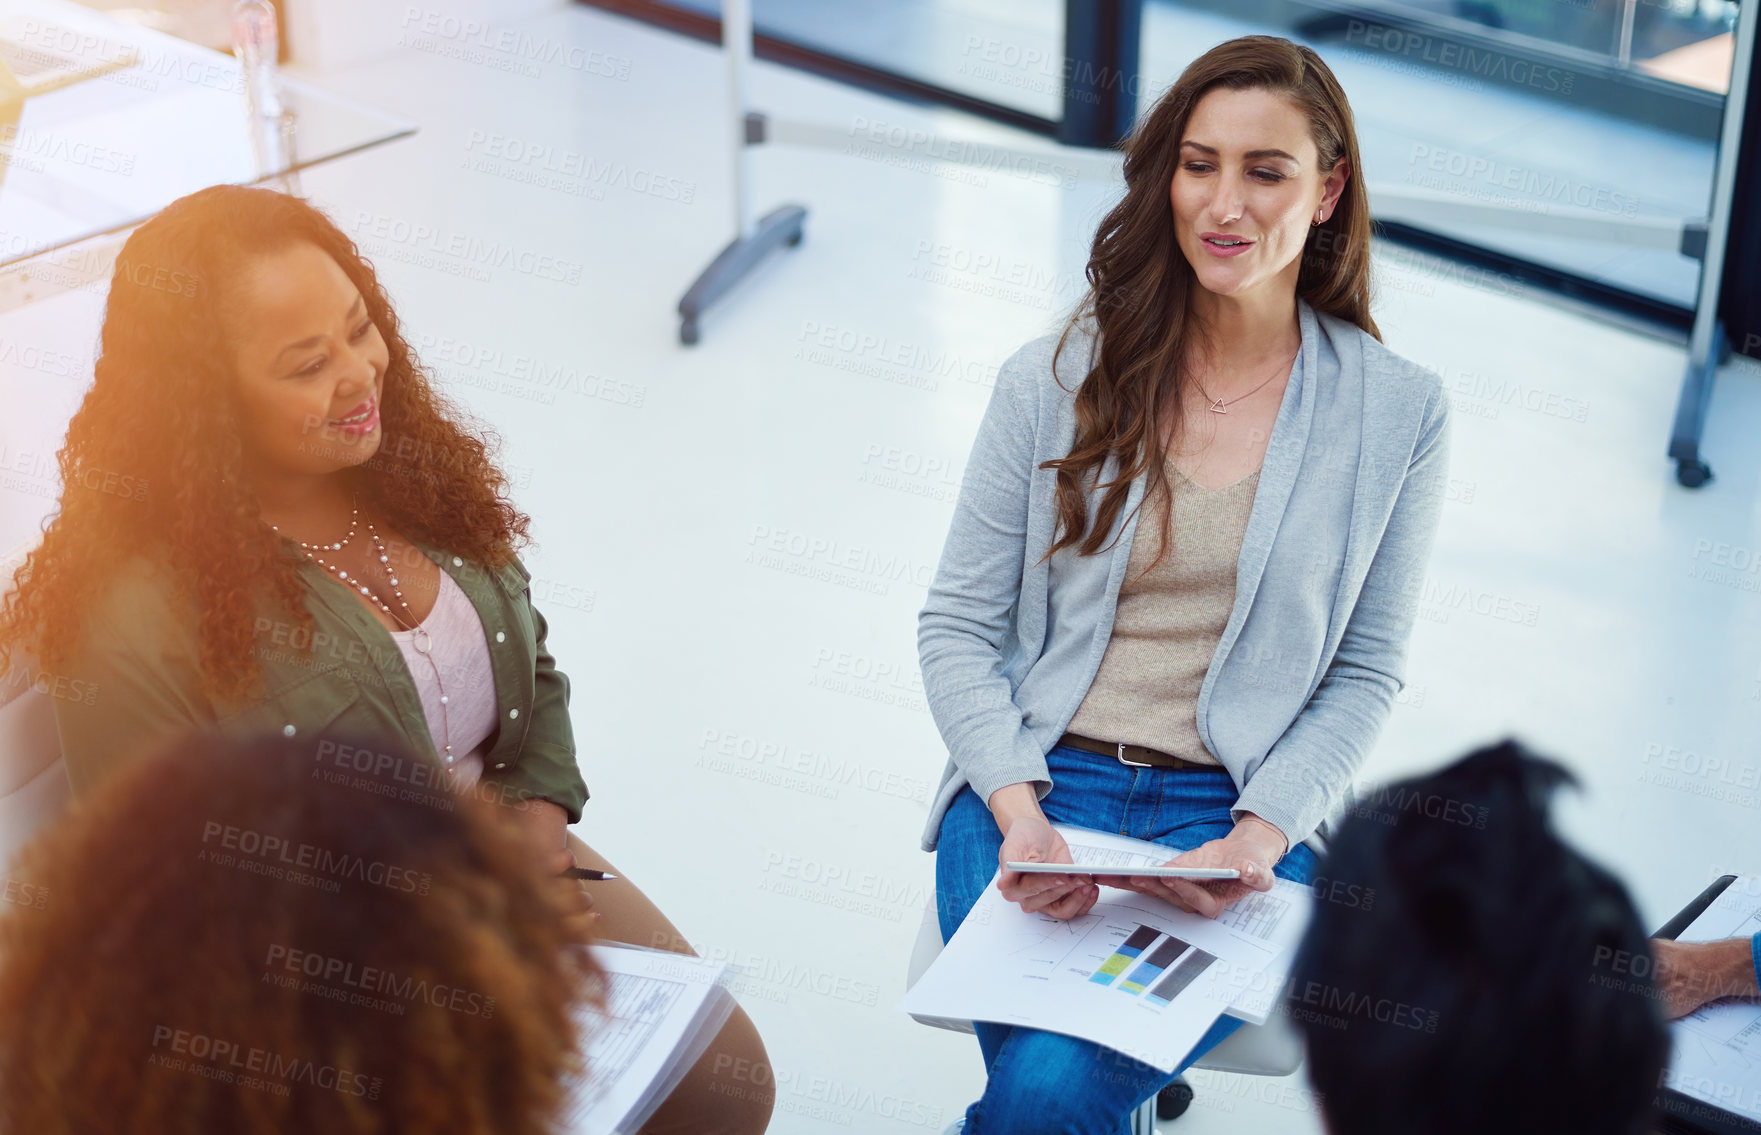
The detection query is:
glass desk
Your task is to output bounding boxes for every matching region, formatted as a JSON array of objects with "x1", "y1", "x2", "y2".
[{"x1": 0, "y1": 0, "x2": 414, "y2": 268}]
